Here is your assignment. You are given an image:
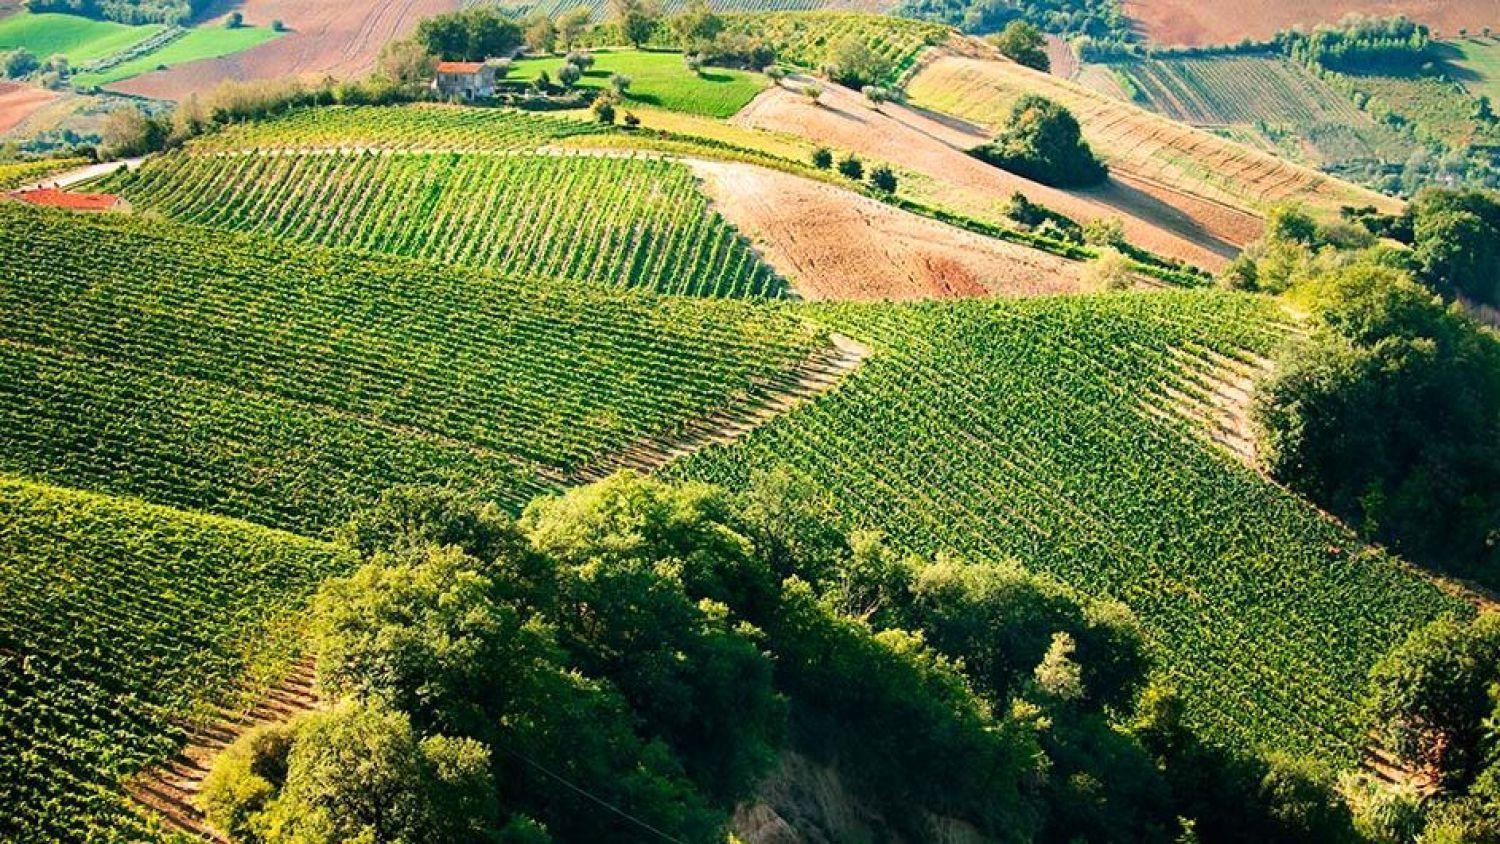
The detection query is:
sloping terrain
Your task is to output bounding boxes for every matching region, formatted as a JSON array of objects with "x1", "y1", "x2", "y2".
[
  {"x1": 0, "y1": 81, "x2": 56, "y2": 135},
  {"x1": 669, "y1": 291, "x2": 1469, "y2": 761},
  {"x1": 1124, "y1": 0, "x2": 1499, "y2": 48},
  {"x1": 689, "y1": 158, "x2": 1091, "y2": 300},
  {"x1": 0, "y1": 203, "x2": 824, "y2": 535},
  {"x1": 907, "y1": 51, "x2": 1402, "y2": 219},
  {"x1": 734, "y1": 75, "x2": 1253, "y2": 269},
  {"x1": 108, "y1": 0, "x2": 461, "y2": 100},
  {"x1": 0, "y1": 474, "x2": 356, "y2": 841}
]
